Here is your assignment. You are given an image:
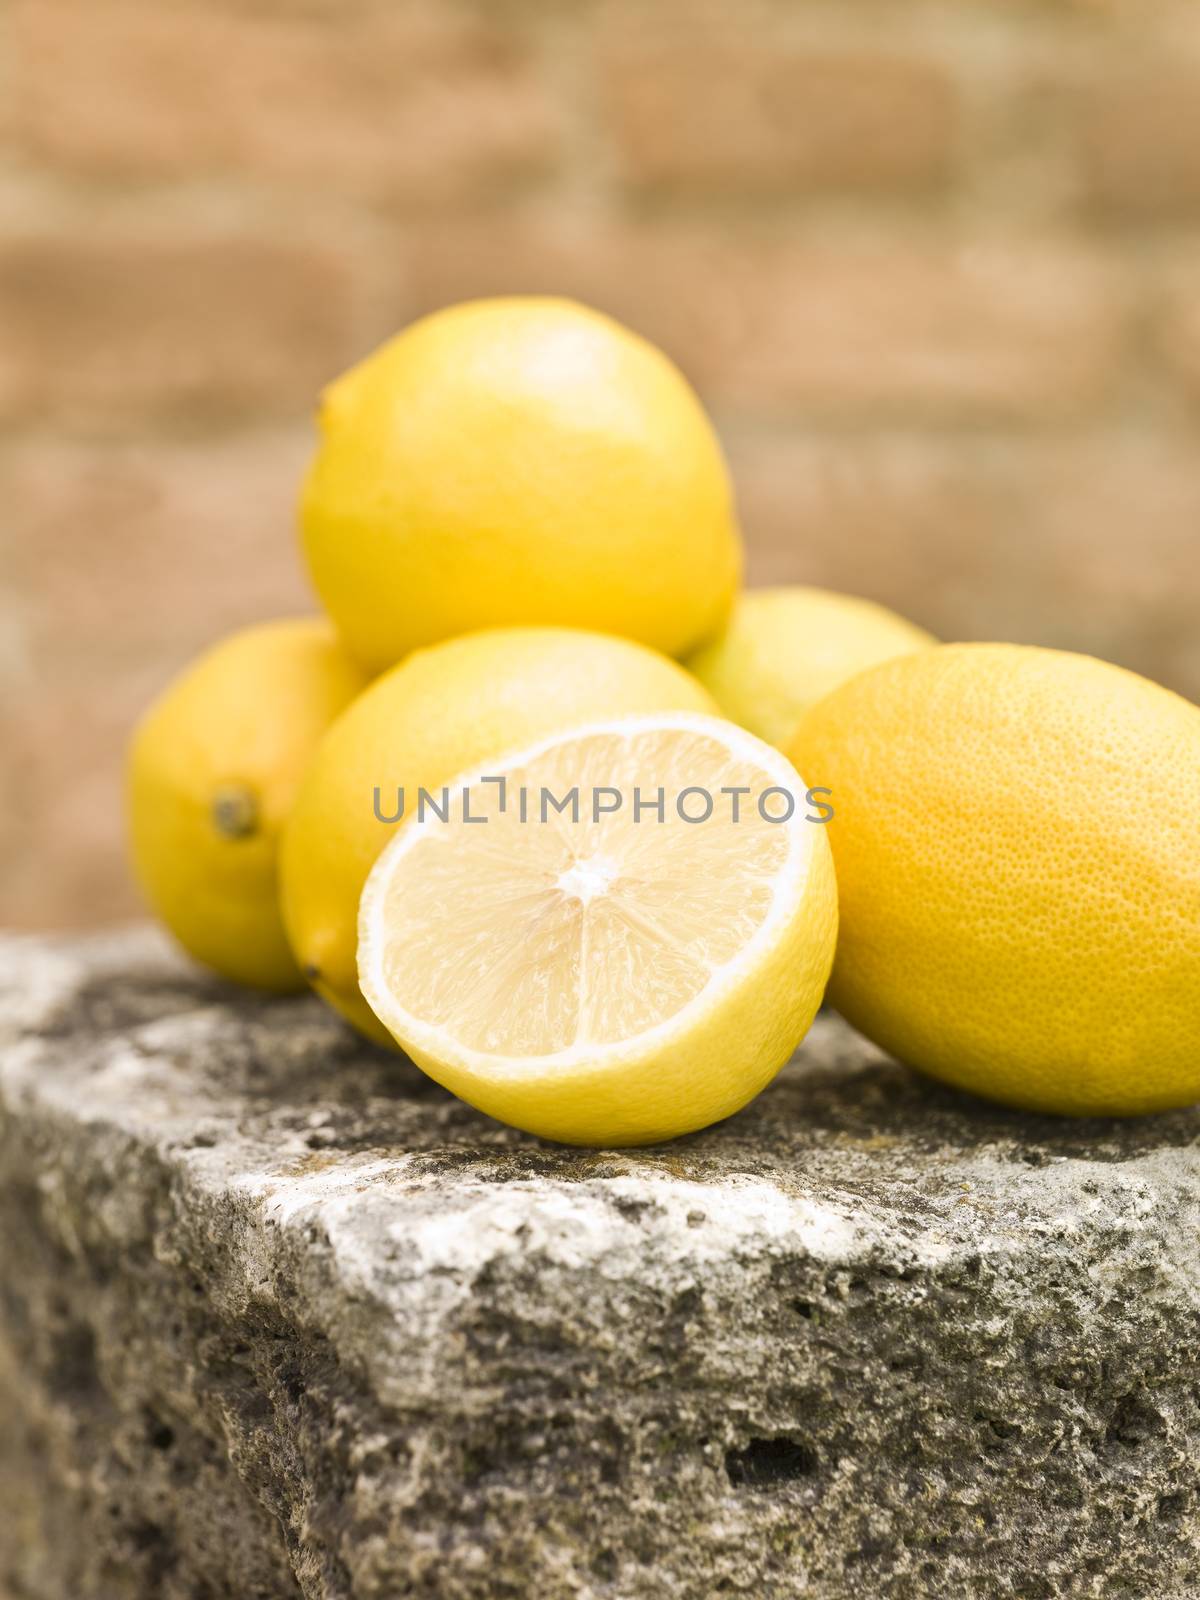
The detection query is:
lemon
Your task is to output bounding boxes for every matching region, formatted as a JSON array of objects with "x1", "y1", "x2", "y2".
[
  {"x1": 358, "y1": 713, "x2": 837, "y2": 1144},
  {"x1": 300, "y1": 297, "x2": 741, "y2": 672},
  {"x1": 128, "y1": 619, "x2": 370, "y2": 991},
  {"x1": 687, "y1": 586, "x2": 934, "y2": 748},
  {"x1": 279, "y1": 627, "x2": 720, "y2": 1042},
  {"x1": 791, "y1": 643, "x2": 1200, "y2": 1116}
]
